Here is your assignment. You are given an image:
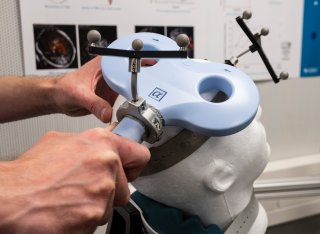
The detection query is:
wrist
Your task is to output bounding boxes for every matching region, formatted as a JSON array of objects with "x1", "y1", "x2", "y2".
[{"x1": 44, "y1": 76, "x2": 62, "y2": 114}]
